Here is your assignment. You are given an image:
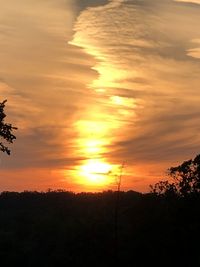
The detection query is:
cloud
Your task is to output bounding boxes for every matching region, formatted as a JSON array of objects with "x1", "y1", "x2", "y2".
[
  {"x1": 1, "y1": 0, "x2": 200, "y2": 192},
  {"x1": 176, "y1": 0, "x2": 200, "y2": 4},
  {"x1": 0, "y1": 0, "x2": 98, "y2": 171},
  {"x1": 70, "y1": 0, "x2": 200, "y2": 191}
]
